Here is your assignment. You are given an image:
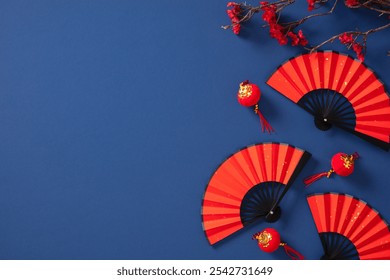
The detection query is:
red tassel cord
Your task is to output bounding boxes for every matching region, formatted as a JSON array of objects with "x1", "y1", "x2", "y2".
[
  {"x1": 281, "y1": 243, "x2": 305, "y2": 260},
  {"x1": 254, "y1": 104, "x2": 274, "y2": 133},
  {"x1": 304, "y1": 169, "x2": 334, "y2": 188}
]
